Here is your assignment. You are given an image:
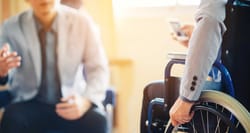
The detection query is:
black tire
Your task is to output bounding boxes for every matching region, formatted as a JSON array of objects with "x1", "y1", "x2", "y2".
[{"x1": 164, "y1": 90, "x2": 250, "y2": 133}]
